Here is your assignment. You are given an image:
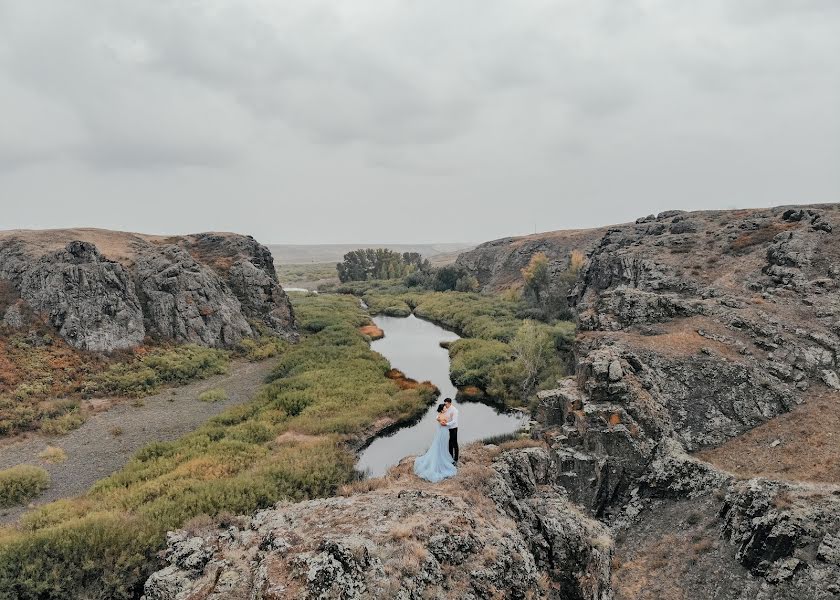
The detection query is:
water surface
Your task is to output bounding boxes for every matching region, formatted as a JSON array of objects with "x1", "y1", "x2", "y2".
[{"x1": 356, "y1": 314, "x2": 524, "y2": 477}]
